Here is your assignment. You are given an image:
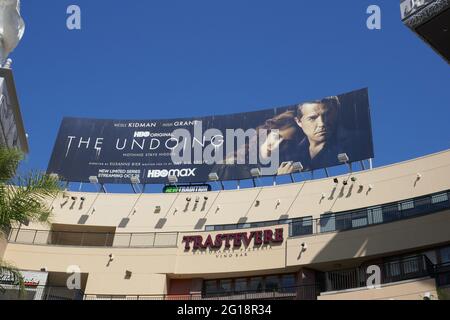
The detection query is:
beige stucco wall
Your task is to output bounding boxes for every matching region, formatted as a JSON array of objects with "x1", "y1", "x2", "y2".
[
  {"x1": 318, "y1": 278, "x2": 438, "y2": 300},
  {"x1": 287, "y1": 209, "x2": 450, "y2": 267},
  {"x1": 3, "y1": 151, "x2": 450, "y2": 297},
  {"x1": 0, "y1": 232, "x2": 7, "y2": 261},
  {"x1": 21, "y1": 150, "x2": 450, "y2": 233},
  {"x1": 4, "y1": 210, "x2": 450, "y2": 296}
]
